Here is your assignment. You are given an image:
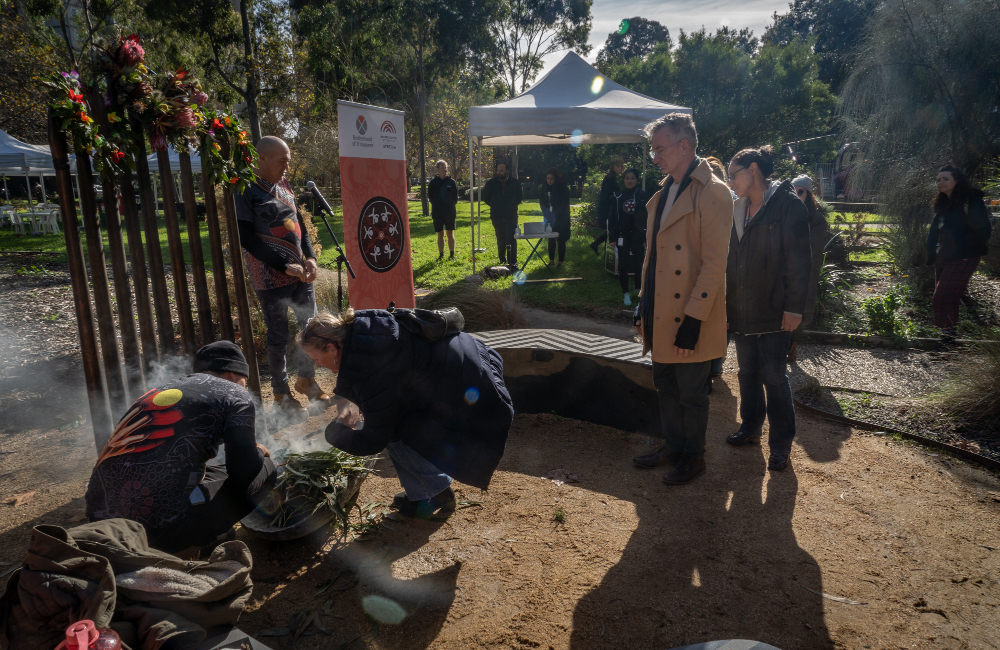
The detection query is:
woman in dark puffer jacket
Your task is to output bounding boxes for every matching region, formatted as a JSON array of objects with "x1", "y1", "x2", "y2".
[
  {"x1": 925, "y1": 165, "x2": 992, "y2": 339},
  {"x1": 608, "y1": 168, "x2": 648, "y2": 305},
  {"x1": 298, "y1": 308, "x2": 514, "y2": 518}
]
